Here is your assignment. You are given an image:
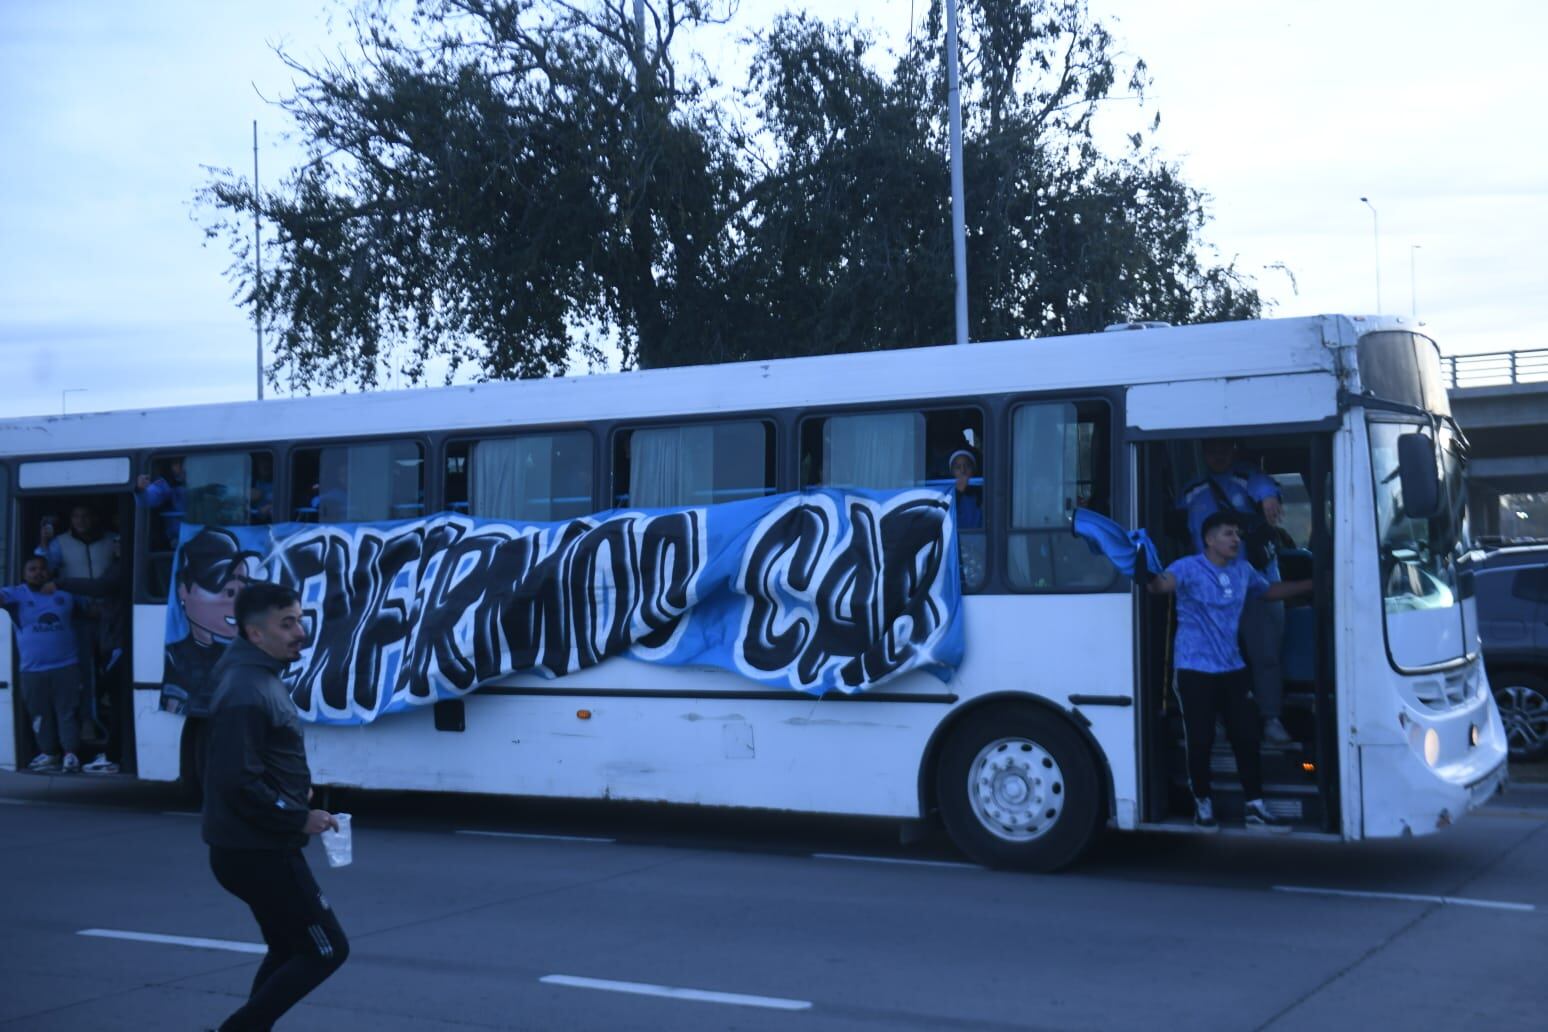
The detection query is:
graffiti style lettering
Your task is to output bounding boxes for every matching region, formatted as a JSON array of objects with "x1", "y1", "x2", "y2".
[
  {"x1": 736, "y1": 491, "x2": 955, "y2": 691},
  {"x1": 161, "y1": 488, "x2": 960, "y2": 725}
]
